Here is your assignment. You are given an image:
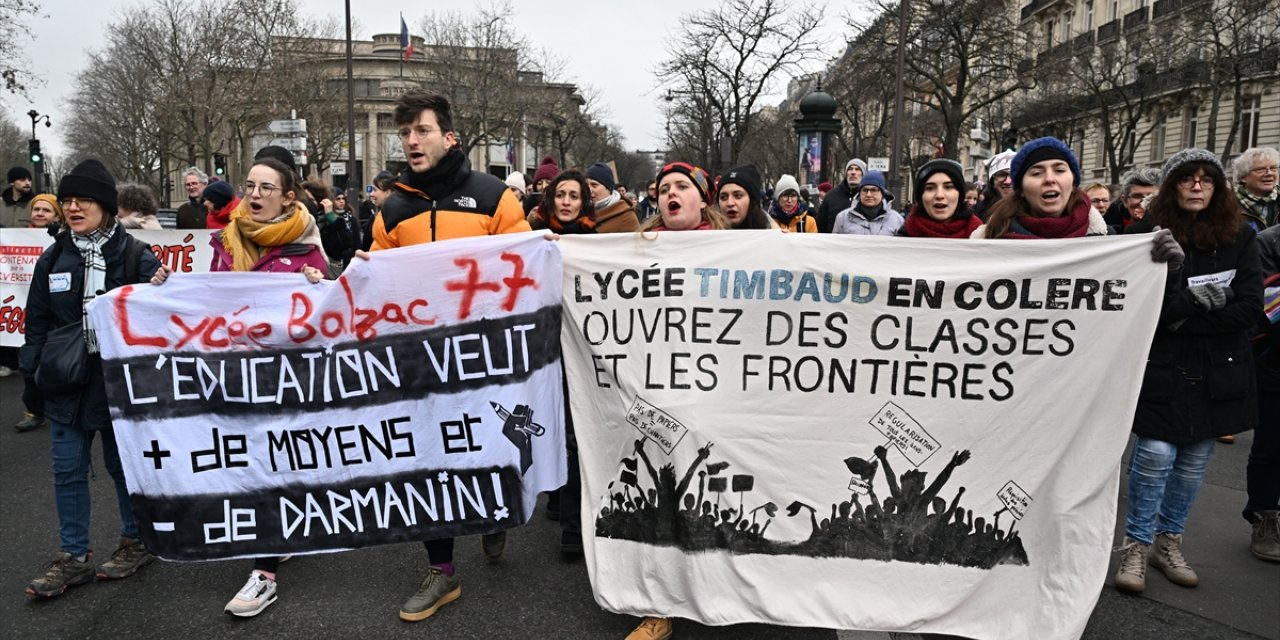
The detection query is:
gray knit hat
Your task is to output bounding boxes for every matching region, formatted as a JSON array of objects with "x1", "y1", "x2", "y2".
[{"x1": 1161, "y1": 148, "x2": 1224, "y2": 184}]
